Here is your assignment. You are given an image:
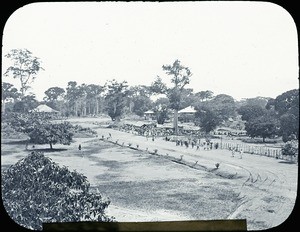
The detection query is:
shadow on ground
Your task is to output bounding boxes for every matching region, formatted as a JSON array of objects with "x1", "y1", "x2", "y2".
[{"x1": 29, "y1": 148, "x2": 68, "y2": 153}]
